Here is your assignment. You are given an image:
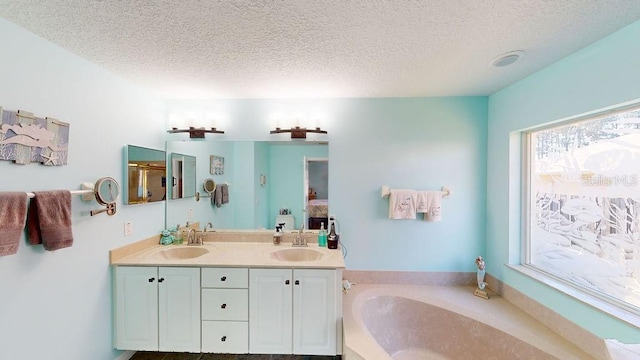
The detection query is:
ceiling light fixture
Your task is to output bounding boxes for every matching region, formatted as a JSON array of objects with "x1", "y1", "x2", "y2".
[
  {"x1": 270, "y1": 126, "x2": 327, "y2": 139},
  {"x1": 490, "y1": 50, "x2": 525, "y2": 68}
]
